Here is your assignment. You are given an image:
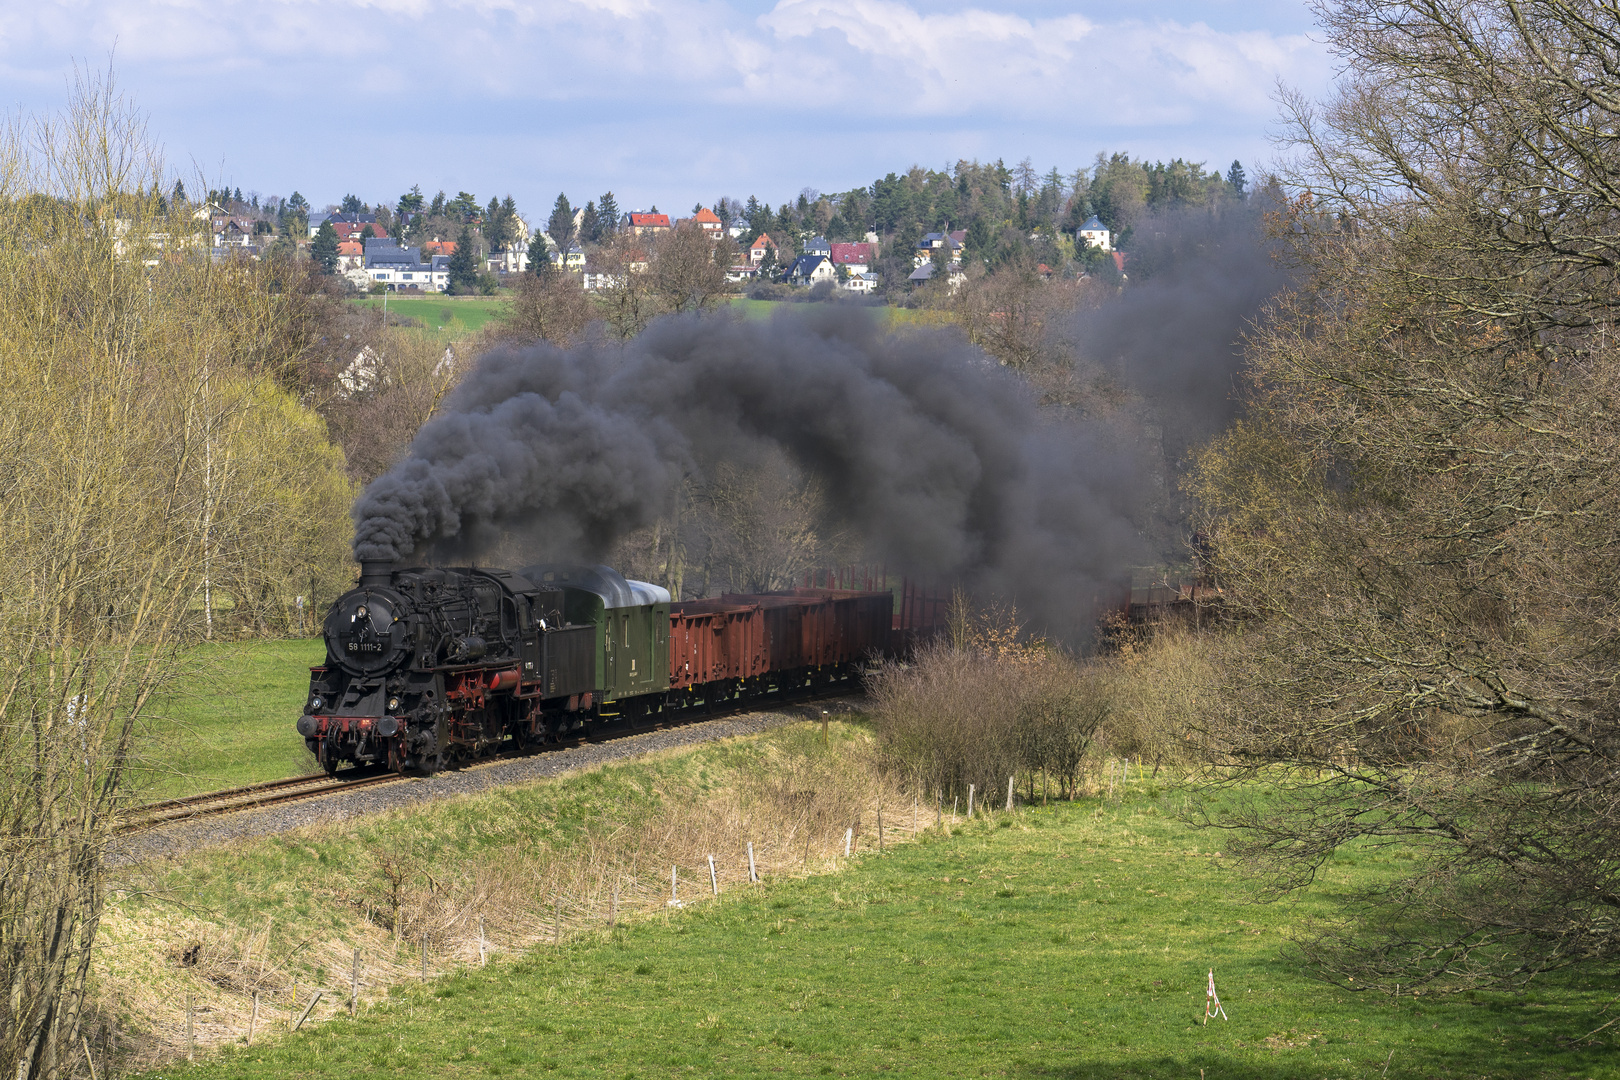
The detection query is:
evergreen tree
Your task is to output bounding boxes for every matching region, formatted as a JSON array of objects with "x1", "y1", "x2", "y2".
[
  {"x1": 547, "y1": 193, "x2": 576, "y2": 259},
  {"x1": 171, "y1": 179, "x2": 187, "y2": 204},
  {"x1": 311, "y1": 220, "x2": 340, "y2": 274},
  {"x1": 580, "y1": 201, "x2": 600, "y2": 244},
  {"x1": 429, "y1": 190, "x2": 447, "y2": 217},
  {"x1": 398, "y1": 185, "x2": 424, "y2": 218},
  {"x1": 360, "y1": 224, "x2": 377, "y2": 240},
  {"x1": 598, "y1": 191, "x2": 619, "y2": 235},
  {"x1": 447, "y1": 227, "x2": 479, "y2": 293},
  {"x1": 233, "y1": 186, "x2": 243, "y2": 204},
  {"x1": 1226, "y1": 160, "x2": 1247, "y2": 197},
  {"x1": 528, "y1": 233, "x2": 550, "y2": 276},
  {"x1": 341, "y1": 194, "x2": 364, "y2": 213}
]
